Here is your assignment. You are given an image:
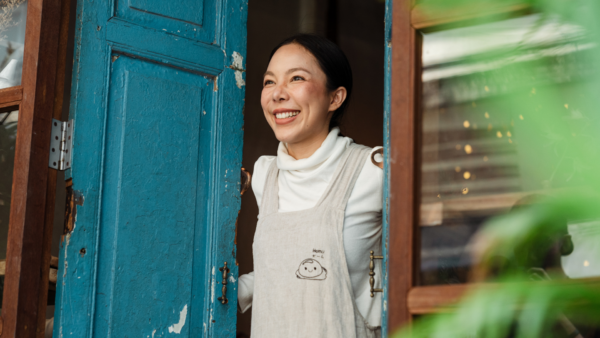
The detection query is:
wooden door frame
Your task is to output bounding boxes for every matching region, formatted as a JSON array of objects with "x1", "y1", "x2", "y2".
[
  {"x1": 2, "y1": 0, "x2": 70, "y2": 336},
  {"x1": 386, "y1": 0, "x2": 536, "y2": 332}
]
